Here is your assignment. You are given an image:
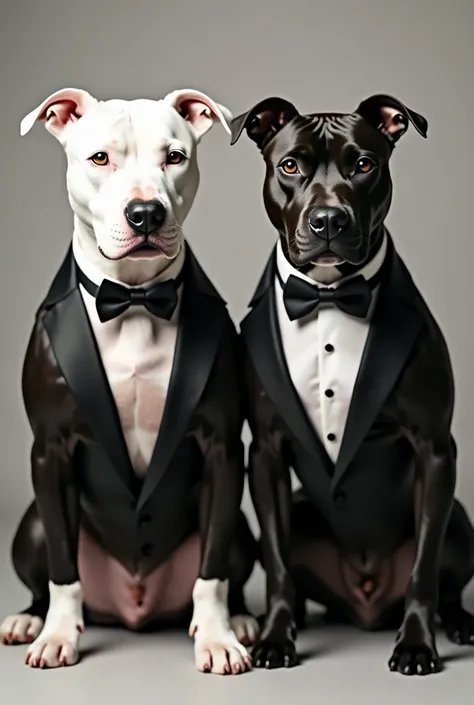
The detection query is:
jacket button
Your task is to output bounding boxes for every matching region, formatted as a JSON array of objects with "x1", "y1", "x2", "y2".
[
  {"x1": 139, "y1": 513, "x2": 151, "y2": 525},
  {"x1": 334, "y1": 490, "x2": 346, "y2": 509},
  {"x1": 141, "y1": 543, "x2": 153, "y2": 557}
]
